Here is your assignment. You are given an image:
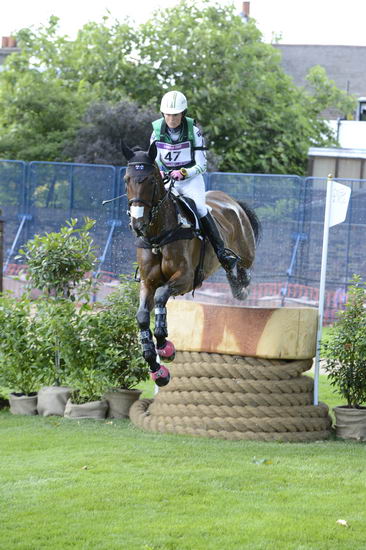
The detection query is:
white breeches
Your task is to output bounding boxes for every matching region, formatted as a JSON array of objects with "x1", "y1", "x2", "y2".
[{"x1": 171, "y1": 174, "x2": 208, "y2": 217}]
